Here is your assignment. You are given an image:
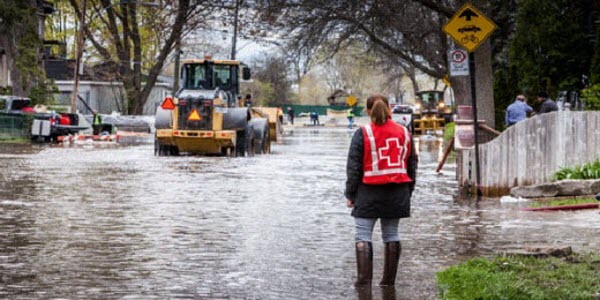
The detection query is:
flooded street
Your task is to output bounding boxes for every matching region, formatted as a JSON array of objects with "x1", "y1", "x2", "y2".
[{"x1": 1, "y1": 125, "x2": 599, "y2": 299}]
